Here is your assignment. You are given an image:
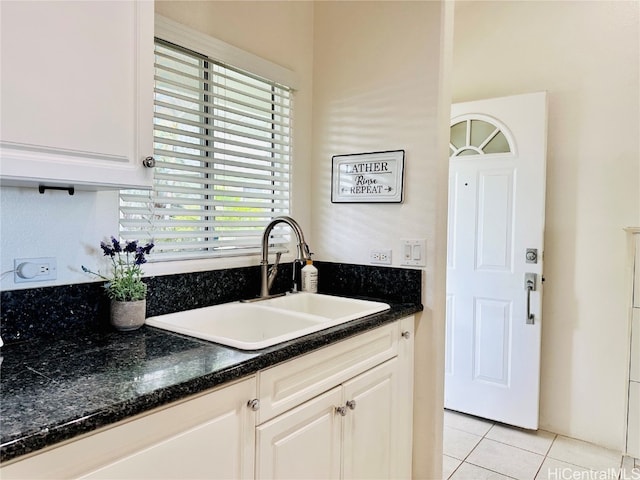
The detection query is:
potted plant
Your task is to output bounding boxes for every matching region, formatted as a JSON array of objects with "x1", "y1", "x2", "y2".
[{"x1": 83, "y1": 236, "x2": 154, "y2": 331}]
